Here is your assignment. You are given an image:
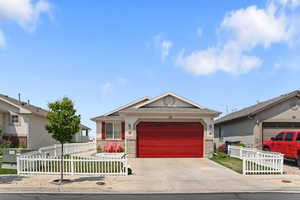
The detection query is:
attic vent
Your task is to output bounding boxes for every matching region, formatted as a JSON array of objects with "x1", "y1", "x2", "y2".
[{"x1": 163, "y1": 96, "x2": 175, "y2": 106}]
